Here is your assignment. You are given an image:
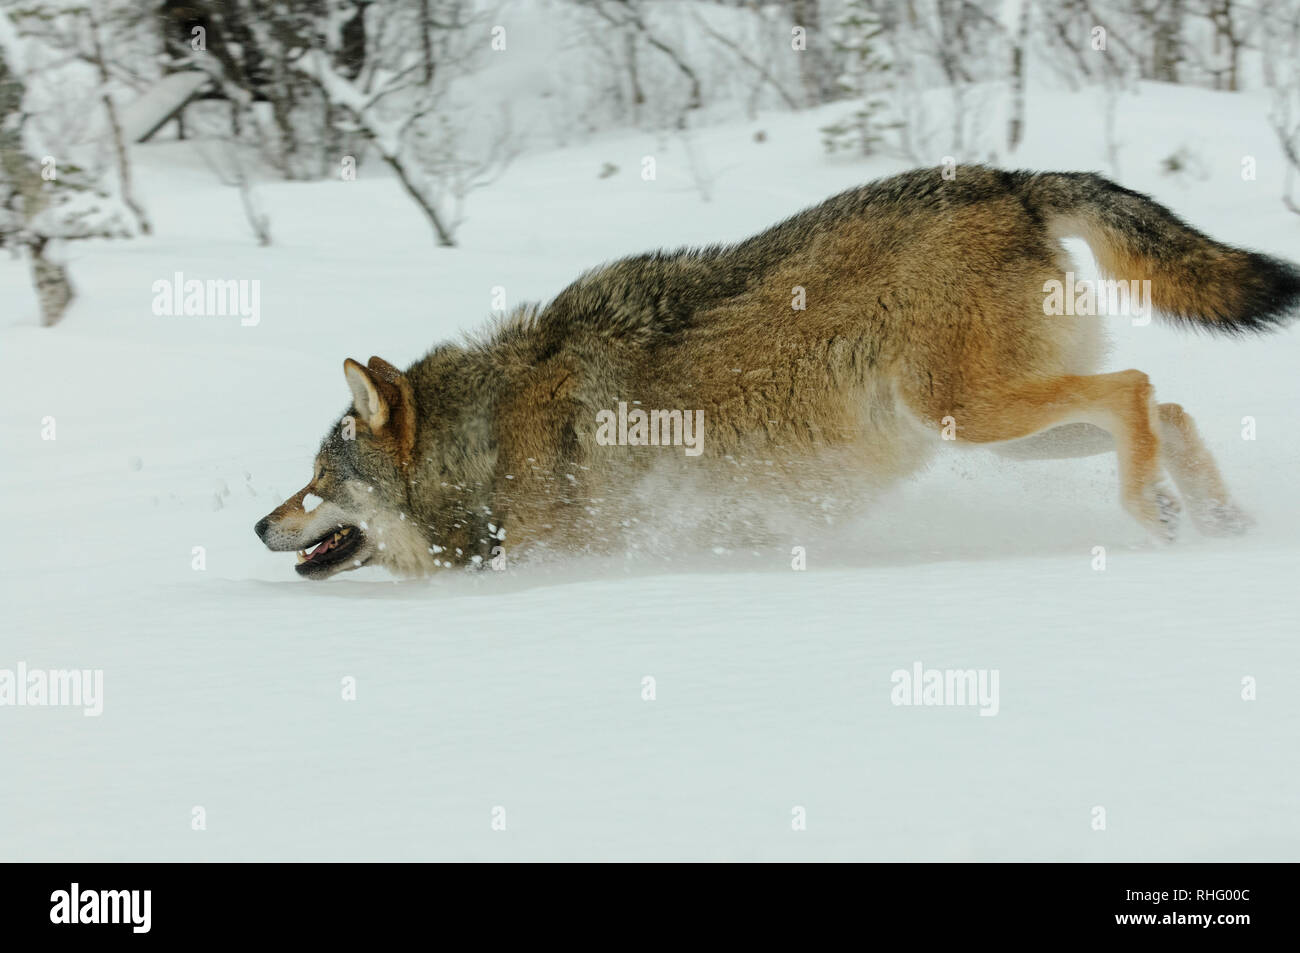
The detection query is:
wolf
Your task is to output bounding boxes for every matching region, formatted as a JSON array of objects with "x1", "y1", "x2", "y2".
[{"x1": 255, "y1": 166, "x2": 1300, "y2": 579}]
